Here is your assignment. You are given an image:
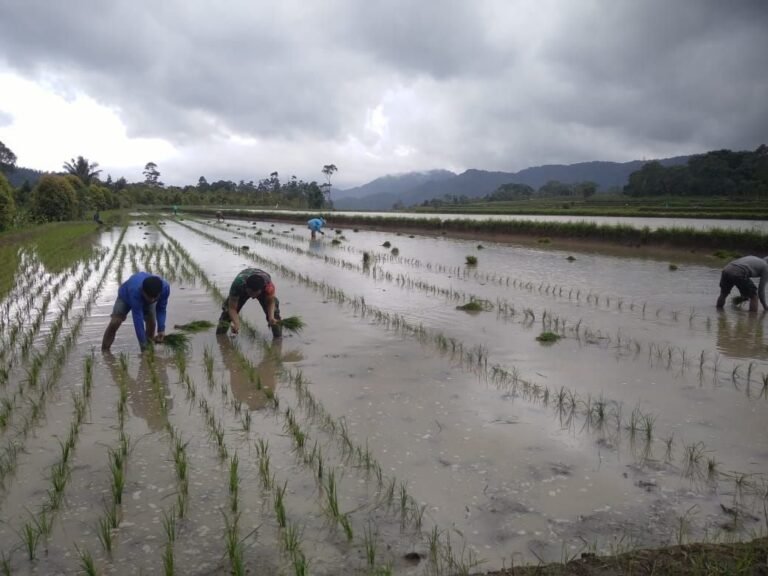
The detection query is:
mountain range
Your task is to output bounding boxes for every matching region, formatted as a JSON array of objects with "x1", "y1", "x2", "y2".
[{"x1": 334, "y1": 156, "x2": 690, "y2": 211}]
